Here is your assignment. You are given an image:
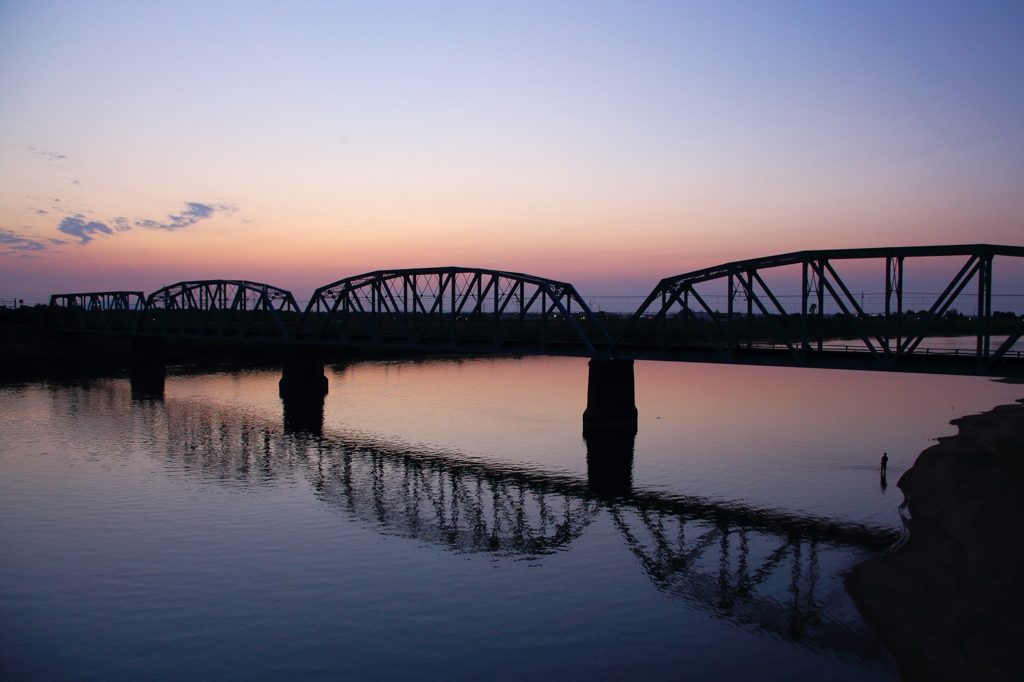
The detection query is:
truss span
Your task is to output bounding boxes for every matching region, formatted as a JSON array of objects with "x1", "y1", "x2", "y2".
[
  {"x1": 43, "y1": 245, "x2": 1024, "y2": 375},
  {"x1": 49, "y1": 291, "x2": 146, "y2": 332},
  {"x1": 606, "y1": 244, "x2": 1024, "y2": 373},
  {"x1": 139, "y1": 280, "x2": 302, "y2": 340},
  {"x1": 297, "y1": 267, "x2": 612, "y2": 354}
]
